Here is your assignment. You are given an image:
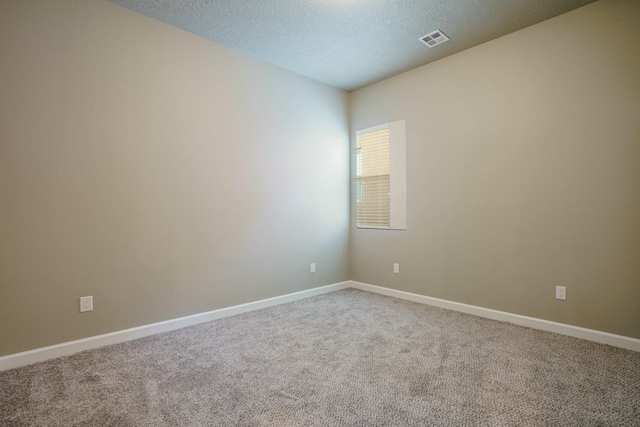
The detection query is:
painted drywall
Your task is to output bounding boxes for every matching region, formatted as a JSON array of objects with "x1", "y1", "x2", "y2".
[
  {"x1": 0, "y1": 0, "x2": 349, "y2": 356},
  {"x1": 350, "y1": 0, "x2": 640, "y2": 339}
]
